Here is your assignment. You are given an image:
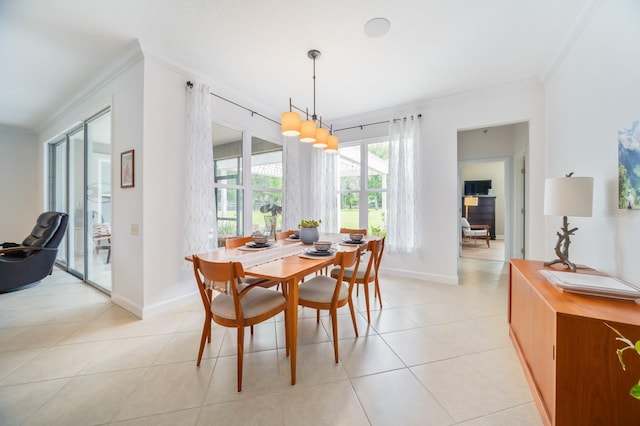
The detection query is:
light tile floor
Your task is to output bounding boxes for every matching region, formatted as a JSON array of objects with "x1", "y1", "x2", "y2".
[{"x1": 0, "y1": 258, "x2": 542, "y2": 425}]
